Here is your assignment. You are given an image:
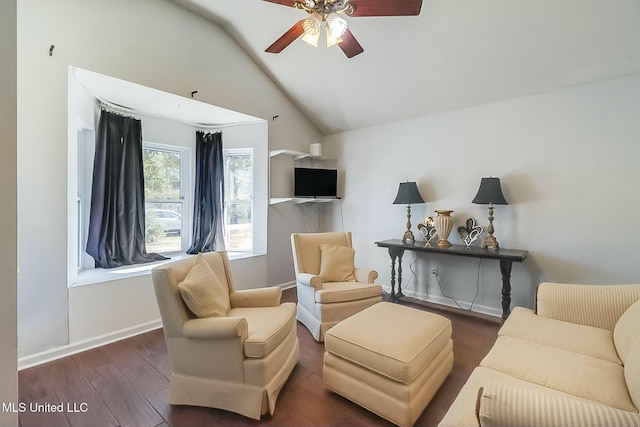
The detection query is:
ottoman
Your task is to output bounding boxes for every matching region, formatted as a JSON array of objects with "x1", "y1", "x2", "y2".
[{"x1": 323, "y1": 302, "x2": 453, "y2": 427}]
